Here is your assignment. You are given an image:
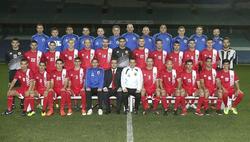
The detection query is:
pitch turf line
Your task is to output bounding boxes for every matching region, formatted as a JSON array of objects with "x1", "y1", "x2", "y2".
[{"x1": 127, "y1": 112, "x2": 134, "y2": 142}]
